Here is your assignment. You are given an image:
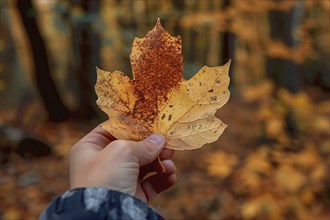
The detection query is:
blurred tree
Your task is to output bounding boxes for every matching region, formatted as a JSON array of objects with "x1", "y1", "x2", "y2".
[
  {"x1": 70, "y1": 0, "x2": 100, "y2": 119},
  {"x1": 221, "y1": 0, "x2": 235, "y2": 87},
  {"x1": 17, "y1": 0, "x2": 69, "y2": 122},
  {"x1": 267, "y1": 1, "x2": 301, "y2": 92}
]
